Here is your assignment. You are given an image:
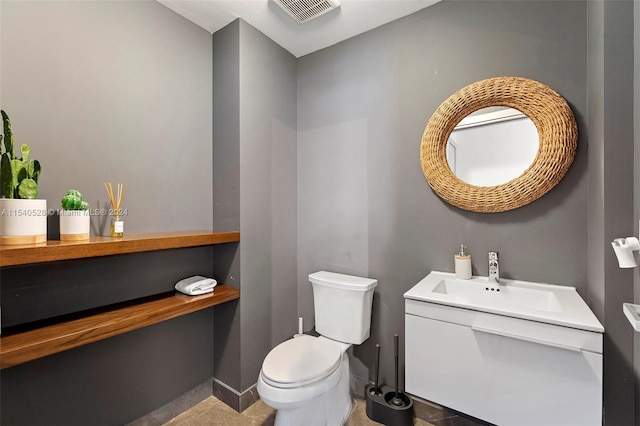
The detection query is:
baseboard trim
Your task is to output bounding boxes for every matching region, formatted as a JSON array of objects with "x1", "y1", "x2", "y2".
[{"x1": 212, "y1": 378, "x2": 259, "y2": 412}]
